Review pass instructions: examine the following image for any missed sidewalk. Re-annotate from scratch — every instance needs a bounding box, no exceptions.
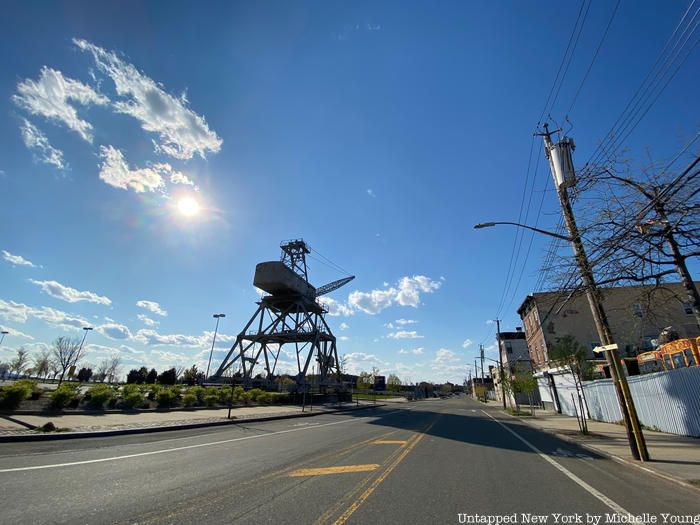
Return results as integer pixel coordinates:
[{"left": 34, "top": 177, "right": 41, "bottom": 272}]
[
  {"left": 0, "top": 402, "right": 377, "bottom": 440},
  {"left": 497, "top": 402, "right": 700, "bottom": 487}
]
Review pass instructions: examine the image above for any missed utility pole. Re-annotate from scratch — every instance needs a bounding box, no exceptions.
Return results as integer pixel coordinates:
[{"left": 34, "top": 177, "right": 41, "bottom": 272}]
[
  {"left": 479, "top": 345, "right": 485, "bottom": 385},
  {"left": 494, "top": 318, "right": 507, "bottom": 410},
  {"left": 540, "top": 123, "right": 649, "bottom": 461}
]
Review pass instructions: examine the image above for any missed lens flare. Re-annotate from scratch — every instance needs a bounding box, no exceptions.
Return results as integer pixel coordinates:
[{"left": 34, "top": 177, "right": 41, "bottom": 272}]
[{"left": 177, "top": 196, "right": 200, "bottom": 217}]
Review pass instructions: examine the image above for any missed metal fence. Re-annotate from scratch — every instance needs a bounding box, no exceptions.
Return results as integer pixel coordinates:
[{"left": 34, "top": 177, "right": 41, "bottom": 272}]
[{"left": 582, "top": 366, "right": 700, "bottom": 438}]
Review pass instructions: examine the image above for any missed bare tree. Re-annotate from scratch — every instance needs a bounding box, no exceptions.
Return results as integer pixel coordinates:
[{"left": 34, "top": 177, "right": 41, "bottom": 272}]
[
  {"left": 105, "top": 356, "right": 122, "bottom": 383},
  {"left": 10, "top": 348, "right": 30, "bottom": 377},
  {"left": 51, "top": 336, "right": 87, "bottom": 386},
  {"left": 537, "top": 153, "right": 700, "bottom": 331},
  {"left": 33, "top": 350, "right": 51, "bottom": 379}
]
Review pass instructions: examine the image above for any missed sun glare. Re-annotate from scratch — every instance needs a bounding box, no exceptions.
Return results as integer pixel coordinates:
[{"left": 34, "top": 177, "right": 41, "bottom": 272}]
[{"left": 177, "top": 196, "right": 201, "bottom": 217}]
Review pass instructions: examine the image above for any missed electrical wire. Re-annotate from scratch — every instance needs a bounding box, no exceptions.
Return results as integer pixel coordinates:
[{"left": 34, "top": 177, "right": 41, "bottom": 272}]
[{"left": 566, "top": 0, "right": 621, "bottom": 116}]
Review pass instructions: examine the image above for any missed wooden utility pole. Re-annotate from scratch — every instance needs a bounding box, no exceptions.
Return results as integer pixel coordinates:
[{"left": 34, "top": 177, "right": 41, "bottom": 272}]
[
  {"left": 494, "top": 319, "right": 507, "bottom": 409},
  {"left": 541, "top": 124, "right": 649, "bottom": 461}
]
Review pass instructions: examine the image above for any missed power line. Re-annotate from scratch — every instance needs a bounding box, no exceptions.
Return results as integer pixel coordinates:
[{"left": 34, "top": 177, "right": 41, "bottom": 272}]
[
  {"left": 566, "top": 0, "right": 622, "bottom": 116},
  {"left": 584, "top": 1, "right": 700, "bottom": 169}
]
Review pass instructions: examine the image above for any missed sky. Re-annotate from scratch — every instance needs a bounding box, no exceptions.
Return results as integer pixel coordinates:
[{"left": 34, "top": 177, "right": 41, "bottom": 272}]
[{"left": 1, "top": 0, "right": 698, "bottom": 384}]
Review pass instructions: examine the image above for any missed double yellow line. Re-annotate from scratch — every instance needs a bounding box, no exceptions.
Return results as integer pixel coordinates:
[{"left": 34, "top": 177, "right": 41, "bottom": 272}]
[{"left": 316, "top": 417, "right": 439, "bottom": 525}]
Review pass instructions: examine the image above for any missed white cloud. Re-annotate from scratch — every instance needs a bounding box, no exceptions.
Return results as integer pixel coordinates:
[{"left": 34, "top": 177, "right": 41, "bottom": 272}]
[
  {"left": 29, "top": 279, "right": 111, "bottom": 305},
  {"left": 2, "top": 250, "right": 40, "bottom": 268},
  {"left": 19, "top": 119, "right": 66, "bottom": 169},
  {"left": 395, "top": 319, "right": 417, "bottom": 325},
  {"left": 367, "top": 188, "right": 376, "bottom": 198},
  {"left": 348, "top": 287, "right": 396, "bottom": 315},
  {"left": 318, "top": 296, "right": 355, "bottom": 317},
  {"left": 347, "top": 275, "right": 442, "bottom": 315},
  {"left": 0, "top": 299, "right": 91, "bottom": 332},
  {"left": 134, "top": 328, "right": 202, "bottom": 347},
  {"left": 98, "top": 145, "right": 167, "bottom": 193},
  {"left": 136, "top": 300, "right": 167, "bottom": 317},
  {"left": 435, "top": 348, "right": 459, "bottom": 363},
  {"left": 96, "top": 322, "right": 133, "bottom": 340},
  {"left": 339, "top": 336, "right": 349, "bottom": 341},
  {"left": 170, "top": 171, "right": 195, "bottom": 186},
  {"left": 398, "top": 347, "right": 424, "bottom": 355},
  {"left": 339, "top": 322, "right": 349, "bottom": 331},
  {"left": 388, "top": 330, "right": 424, "bottom": 339},
  {"left": 74, "top": 38, "right": 222, "bottom": 160},
  {"left": 13, "top": 66, "right": 108, "bottom": 142},
  {"left": 137, "top": 313, "right": 159, "bottom": 327},
  {"left": 462, "top": 338, "right": 473, "bottom": 349},
  {"left": 395, "top": 276, "right": 441, "bottom": 308}
]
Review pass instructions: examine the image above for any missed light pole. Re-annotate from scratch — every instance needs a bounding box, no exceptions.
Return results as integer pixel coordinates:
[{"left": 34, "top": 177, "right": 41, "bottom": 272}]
[
  {"left": 78, "top": 327, "right": 93, "bottom": 353},
  {"left": 0, "top": 330, "right": 8, "bottom": 346},
  {"left": 492, "top": 319, "right": 507, "bottom": 410},
  {"left": 474, "top": 222, "right": 573, "bottom": 242},
  {"left": 206, "top": 313, "right": 226, "bottom": 381}
]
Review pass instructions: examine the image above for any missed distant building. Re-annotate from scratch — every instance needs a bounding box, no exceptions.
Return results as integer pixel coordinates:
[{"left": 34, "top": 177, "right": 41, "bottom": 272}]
[
  {"left": 517, "top": 281, "right": 700, "bottom": 370},
  {"left": 493, "top": 328, "right": 539, "bottom": 407}
]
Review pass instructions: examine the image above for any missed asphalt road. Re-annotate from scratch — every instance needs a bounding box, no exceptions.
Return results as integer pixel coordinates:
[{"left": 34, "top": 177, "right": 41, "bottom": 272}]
[{"left": 1, "top": 397, "right": 698, "bottom": 524}]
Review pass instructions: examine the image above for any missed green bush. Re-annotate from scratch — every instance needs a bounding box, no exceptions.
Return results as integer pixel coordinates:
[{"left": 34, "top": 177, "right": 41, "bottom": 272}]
[
  {"left": 218, "top": 387, "right": 233, "bottom": 404},
  {"left": 188, "top": 386, "right": 205, "bottom": 405},
  {"left": 122, "top": 384, "right": 140, "bottom": 397},
  {"left": 50, "top": 383, "right": 80, "bottom": 409},
  {"left": 182, "top": 392, "right": 198, "bottom": 407},
  {"left": 248, "top": 388, "right": 264, "bottom": 402},
  {"left": 123, "top": 390, "right": 144, "bottom": 409},
  {"left": 147, "top": 384, "right": 161, "bottom": 401},
  {"left": 203, "top": 387, "right": 220, "bottom": 407},
  {"left": 256, "top": 392, "right": 272, "bottom": 405},
  {"left": 156, "top": 387, "right": 179, "bottom": 407},
  {"left": 232, "top": 386, "right": 245, "bottom": 403},
  {"left": 0, "top": 380, "right": 35, "bottom": 410},
  {"left": 85, "top": 384, "right": 115, "bottom": 408}
]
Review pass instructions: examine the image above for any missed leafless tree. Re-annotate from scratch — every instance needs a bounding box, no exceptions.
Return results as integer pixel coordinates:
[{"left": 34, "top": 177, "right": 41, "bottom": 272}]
[
  {"left": 10, "top": 348, "right": 30, "bottom": 377},
  {"left": 51, "top": 336, "right": 87, "bottom": 386},
  {"left": 105, "top": 356, "right": 122, "bottom": 383},
  {"left": 33, "top": 350, "right": 51, "bottom": 379},
  {"left": 538, "top": 153, "right": 700, "bottom": 330}
]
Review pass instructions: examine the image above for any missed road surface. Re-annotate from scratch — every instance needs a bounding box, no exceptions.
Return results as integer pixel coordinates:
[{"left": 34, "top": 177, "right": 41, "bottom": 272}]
[{"left": 1, "top": 397, "right": 698, "bottom": 524}]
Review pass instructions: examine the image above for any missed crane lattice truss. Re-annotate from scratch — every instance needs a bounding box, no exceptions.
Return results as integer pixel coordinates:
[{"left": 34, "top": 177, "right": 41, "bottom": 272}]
[{"left": 211, "top": 240, "right": 353, "bottom": 387}]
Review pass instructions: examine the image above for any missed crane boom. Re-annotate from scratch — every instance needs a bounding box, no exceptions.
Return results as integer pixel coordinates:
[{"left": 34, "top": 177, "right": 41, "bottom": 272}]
[{"left": 315, "top": 276, "right": 355, "bottom": 297}]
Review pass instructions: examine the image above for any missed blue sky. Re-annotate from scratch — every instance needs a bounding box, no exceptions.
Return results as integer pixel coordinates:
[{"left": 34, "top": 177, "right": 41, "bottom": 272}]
[{"left": 1, "top": 0, "right": 698, "bottom": 383}]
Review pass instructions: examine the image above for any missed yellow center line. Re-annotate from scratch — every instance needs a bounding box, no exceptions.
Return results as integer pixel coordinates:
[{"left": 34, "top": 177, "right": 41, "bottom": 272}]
[
  {"left": 372, "top": 440, "right": 408, "bottom": 445},
  {"left": 331, "top": 418, "right": 439, "bottom": 525},
  {"left": 288, "top": 464, "right": 380, "bottom": 477}
]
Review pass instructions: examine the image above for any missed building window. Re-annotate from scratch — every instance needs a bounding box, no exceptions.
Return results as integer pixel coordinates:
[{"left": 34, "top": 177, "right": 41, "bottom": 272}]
[
  {"left": 505, "top": 342, "right": 513, "bottom": 354},
  {"left": 683, "top": 303, "right": 693, "bottom": 315},
  {"left": 547, "top": 322, "right": 555, "bottom": 334},
  {"left": 632, "top": 303, "right": 643, "bottom": 317}
]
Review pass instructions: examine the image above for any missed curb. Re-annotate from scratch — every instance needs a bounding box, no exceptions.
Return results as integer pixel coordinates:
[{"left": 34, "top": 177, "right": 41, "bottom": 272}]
[
  {"left": 502, "top": 410, "right": 700, "bottom": 494},
  {"left": 0, "top": 404, "right": 384, "bottom": 443}
]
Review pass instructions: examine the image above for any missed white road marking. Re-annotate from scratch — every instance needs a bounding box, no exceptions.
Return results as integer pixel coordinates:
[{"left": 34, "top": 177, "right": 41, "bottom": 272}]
[
  {"left": 0, "top": 416, "right": 371, "bottom": 473},
  {"left": 482, "top": 410, "right": 632, "bottom": 516}
]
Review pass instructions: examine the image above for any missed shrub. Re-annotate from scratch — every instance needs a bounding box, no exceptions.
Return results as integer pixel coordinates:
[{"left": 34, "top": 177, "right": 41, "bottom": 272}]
[
  {"left": 0, "top": 380, "right": 35, "bottom": 410},
  {"left": 232, "top": 386, "right": 245, "bottom": 403},
  {"left": 188, "top": 386, "right": 205, "bottom": 405},
  {"left": 218, "top": 387, "right": 233, "bottom": 404},
  {"left": 256, "top": 392, "right": 272, "bottom": 405},
  {"left": 85, "top": 384, "right": 115, "bottom": 408},
  {"left": 147, "top": 384, "right": 161, "bottom": 400},
  {"left": 156, "top": 387, "right": 179, "bottom": 407},
  {"left": 203, "top": 387, "right": 220, "bottom": 407},
  {"left": 122, "top": 384, "right": 140, "bottom": 397},
  {"left": 248, "top": 388, "right": 264, "bottom": 402},
  {"left": 182, "top": 392, "right": 198, "bottom": 407},
  {"left": 50, "top": 383, "right": 80, "bottom": 409},
  {"left": 123, "top": 390, "right": 144, "bottom": 409}
]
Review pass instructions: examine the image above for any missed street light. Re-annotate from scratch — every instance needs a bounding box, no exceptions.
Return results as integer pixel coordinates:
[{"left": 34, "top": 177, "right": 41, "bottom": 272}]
[
  {"left": 205, "top": 313, "right": 226, "bottom": 380},
  {"left": 474, "top": 222, "right": 573, "bottom": 242},
  {"left": 0, "top": 330, "right": 8, "bottom": 346},
  {"left": 78, "top": 327, "right": 93, "bottom": 353}
]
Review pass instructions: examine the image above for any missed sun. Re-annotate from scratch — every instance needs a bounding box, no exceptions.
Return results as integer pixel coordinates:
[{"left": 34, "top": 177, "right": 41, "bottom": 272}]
[{"left": 177, "top": 196, "right": 201, "bottom": 217}]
